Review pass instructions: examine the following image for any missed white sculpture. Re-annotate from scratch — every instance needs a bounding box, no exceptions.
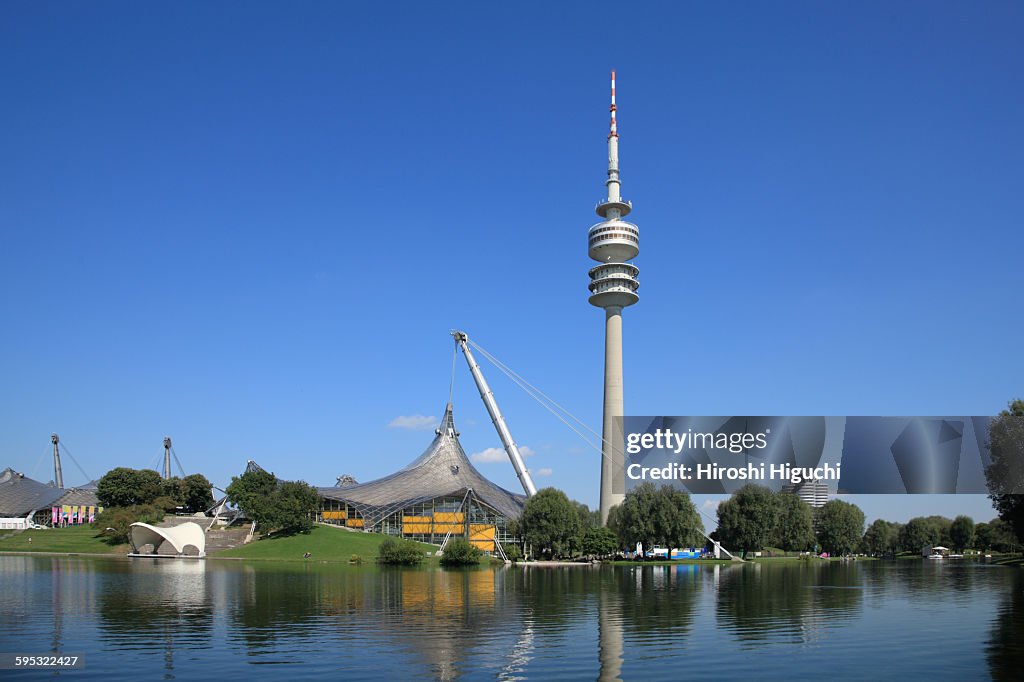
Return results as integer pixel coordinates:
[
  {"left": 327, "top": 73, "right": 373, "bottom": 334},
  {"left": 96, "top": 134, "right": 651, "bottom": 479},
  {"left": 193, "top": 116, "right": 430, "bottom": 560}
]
[{"left": 129, "top": 521, "right": 206, "bottom": 558}]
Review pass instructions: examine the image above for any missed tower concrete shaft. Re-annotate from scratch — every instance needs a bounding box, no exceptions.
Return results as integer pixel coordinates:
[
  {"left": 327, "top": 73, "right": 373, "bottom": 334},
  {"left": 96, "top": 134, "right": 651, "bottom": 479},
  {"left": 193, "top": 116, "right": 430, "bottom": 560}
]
[
  {"left": 599, "top": 307, "right": 625, "bottom": 523},
  {"left": 588, "top": 71, "right": 639, "bottom": 525}
]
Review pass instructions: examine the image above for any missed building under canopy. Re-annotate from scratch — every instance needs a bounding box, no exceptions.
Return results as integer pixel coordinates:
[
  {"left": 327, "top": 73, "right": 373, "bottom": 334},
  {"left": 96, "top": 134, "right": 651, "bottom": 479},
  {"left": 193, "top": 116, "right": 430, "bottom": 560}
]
[
  {"left": 0, "top": 467, "right": 101, "bottom": 529},
  {"left": 317, "top": 404, "right": 525, "bottom": 552}
]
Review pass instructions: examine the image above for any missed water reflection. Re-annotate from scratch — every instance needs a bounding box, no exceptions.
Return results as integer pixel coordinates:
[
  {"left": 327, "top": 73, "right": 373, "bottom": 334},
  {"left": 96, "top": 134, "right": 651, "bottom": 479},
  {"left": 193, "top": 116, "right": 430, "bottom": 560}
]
[
  {"left": 716, "top": 562, "right": 863, "bottom": 645},
  {"left": 0, "top": 556, "right": 1019, "bottom": 681},
  {"left": 987, "top": 568, "right": 1024, "bottom": 681}
]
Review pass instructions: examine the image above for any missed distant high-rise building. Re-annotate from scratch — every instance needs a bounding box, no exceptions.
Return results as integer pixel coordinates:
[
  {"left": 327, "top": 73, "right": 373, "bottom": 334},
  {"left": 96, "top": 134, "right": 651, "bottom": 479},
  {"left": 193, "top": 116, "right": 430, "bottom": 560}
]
[{"left": 781, "top": 478, "right": 829, "bottom": 508}]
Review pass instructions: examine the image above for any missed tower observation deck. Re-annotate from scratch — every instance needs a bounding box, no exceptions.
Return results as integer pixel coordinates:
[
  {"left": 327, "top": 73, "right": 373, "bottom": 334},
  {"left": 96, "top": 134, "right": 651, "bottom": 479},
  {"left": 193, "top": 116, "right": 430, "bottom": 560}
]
[{"left": 590, "top": 71, "right": 639, "bottom": 524}]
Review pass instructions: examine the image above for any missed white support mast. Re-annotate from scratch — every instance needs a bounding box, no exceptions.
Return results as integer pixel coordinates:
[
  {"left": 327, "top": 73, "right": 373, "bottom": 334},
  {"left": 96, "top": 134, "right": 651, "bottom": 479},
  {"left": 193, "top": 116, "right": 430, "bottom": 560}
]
[{"left": 452, "top": 331, "right": 538, "bottom": 497}]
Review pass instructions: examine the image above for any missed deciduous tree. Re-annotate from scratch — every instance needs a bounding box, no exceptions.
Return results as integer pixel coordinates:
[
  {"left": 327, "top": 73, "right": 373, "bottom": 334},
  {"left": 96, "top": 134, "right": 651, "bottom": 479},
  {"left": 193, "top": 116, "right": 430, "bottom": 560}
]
[
  {"left": 715, "top": 484, "right": 776, "bottom": 557},
  {"left": 986, "top": 399, "right": 1024, "bottom": 543},
  {"left": 815, "top": 499, "right": 864, "bottom": 556},
  {"left": 519, "top": 487, "right": 584, "bottom": 559}
]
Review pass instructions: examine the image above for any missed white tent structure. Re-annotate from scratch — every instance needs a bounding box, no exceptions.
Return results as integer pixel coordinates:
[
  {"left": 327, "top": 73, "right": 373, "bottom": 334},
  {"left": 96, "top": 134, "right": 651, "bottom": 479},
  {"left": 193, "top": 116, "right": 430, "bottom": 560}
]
[{"left": 129, "top": 521, "right": 206, "bottom": 558}]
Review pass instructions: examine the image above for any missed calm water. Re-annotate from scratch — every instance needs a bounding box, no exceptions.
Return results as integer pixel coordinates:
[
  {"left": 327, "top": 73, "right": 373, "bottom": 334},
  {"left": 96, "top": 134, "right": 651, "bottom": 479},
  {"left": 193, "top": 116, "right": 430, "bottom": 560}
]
[{"left": 0, "top": 556, "right": 1021, "bottom": 680}]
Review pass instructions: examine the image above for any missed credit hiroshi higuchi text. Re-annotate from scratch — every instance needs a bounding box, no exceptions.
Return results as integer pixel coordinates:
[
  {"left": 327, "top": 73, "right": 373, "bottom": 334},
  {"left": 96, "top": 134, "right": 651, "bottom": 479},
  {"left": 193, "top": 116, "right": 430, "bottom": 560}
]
[{"left": 626, "top": 462, "right": 842, "bottom": 485}]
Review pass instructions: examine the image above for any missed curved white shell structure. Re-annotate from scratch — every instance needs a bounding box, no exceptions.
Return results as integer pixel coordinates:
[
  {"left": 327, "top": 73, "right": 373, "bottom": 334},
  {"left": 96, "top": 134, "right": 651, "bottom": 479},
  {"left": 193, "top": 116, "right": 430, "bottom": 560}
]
[{"left": 129, "top": 521, "right": 206, "bottom": 557}]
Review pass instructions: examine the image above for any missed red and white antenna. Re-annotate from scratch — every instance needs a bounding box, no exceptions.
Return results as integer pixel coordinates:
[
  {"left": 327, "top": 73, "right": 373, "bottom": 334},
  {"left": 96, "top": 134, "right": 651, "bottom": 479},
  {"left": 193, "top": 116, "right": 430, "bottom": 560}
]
[{"left": 609, "top": 70, "right": 618, "bottom": 137}]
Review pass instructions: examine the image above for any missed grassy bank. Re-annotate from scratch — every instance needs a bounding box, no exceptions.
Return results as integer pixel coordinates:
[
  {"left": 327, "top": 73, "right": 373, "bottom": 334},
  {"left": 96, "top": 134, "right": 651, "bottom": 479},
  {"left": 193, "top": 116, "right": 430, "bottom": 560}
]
[
  {"left": 214, "top": 525, "right": 437, "bottom": 563},
  {"left": 0, "top": 526, "right": 127, "bottom": 554}
]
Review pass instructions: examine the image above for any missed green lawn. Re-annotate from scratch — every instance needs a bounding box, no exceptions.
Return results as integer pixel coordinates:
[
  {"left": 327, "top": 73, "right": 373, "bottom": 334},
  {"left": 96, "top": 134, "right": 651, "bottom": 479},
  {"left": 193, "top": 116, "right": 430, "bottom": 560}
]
[
  {"left": 214, "top": 525, "right": 438, "bottom": 563},
  {"left": 0, "top": 525, "right": 127, "bottom": 554}
]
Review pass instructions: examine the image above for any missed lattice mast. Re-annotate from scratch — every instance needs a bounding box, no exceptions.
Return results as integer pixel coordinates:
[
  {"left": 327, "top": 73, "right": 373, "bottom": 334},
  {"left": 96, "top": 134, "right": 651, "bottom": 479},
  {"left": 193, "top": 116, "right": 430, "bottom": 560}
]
[{"left": 588, "top": 71, "right": 640, "bottom": 524}]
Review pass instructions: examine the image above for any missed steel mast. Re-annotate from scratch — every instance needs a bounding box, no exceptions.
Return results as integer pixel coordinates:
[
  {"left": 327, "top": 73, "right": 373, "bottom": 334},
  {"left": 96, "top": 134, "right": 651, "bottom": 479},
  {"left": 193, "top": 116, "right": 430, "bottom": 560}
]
[
  {"left": 452, "top": 331, "right": 537, "bottom": 497},
  {"left": 51, "top": 433, "right": 64, "bottom": 488}
]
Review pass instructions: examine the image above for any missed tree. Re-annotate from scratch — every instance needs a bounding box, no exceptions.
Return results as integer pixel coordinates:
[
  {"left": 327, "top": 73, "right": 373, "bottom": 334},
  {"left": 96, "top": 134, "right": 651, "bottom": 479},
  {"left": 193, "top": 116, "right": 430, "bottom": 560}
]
[
  {"left": 986, "top": 399, "right": 1024, "bottom": 544},
  {"left": 181, "top": 474, "right": 214, "bottom": 513},
  {"left": 716, "top": 484, "right": 776, "bottom": 557},
  {"left": 226, "top": 469, "right": 318, "bottom": 535},
  {"left": 774, "top": 493, "right": 816, "bottom": 552},
  {"left": 609, "top": 483, "right": 703, "bottom": 553},
  {"left": 862, "top": 519, "right": 895, "bottom": 557},
  {"left": 226, "top": 468, "right": 277, "bottom": 523},
  {"left": 267, "top": 480, "right": 320, "bottom": 534},
  {"left": 898, "top": 517, "right": 940, "bottom": 554},
  {"left": 97, "top": 467, "right": 163, "bottom": 508},
  {"left": 582, "top": 526, "right": 620, "bottom": 558},
  {"left": 815, "top": 499, "right": 864, "bottom": 556},
  {"left": 949, "top": 515, "right": 975, "bottom": 552},
  {"left": 519, "top": 487, "right": 584, "bottom": 559}
]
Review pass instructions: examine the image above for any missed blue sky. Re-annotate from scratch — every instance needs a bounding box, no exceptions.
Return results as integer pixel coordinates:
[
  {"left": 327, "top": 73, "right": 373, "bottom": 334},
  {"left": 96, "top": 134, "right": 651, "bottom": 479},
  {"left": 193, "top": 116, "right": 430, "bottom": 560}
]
[{"left": 2, "top": 2, "right": 1021, "bottom": 526}]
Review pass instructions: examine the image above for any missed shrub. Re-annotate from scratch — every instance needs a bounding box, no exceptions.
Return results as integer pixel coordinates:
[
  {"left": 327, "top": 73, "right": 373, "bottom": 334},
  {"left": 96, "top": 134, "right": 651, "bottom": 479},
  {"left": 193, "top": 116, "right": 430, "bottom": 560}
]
[
  {"left": 378, "top": 538, "right": 425, "bottom": 565},
  {"left": 349, "top": 554, "right": 363, "bottom": 564},
  {"left": 441, "top": 539, "right": 483, "bottom": 566},
  {"left": 92, "top": 504, "right": 165, "bottom": 545},
  {"left": 502, "top": 543, "right": 523, "bottom": 562}
]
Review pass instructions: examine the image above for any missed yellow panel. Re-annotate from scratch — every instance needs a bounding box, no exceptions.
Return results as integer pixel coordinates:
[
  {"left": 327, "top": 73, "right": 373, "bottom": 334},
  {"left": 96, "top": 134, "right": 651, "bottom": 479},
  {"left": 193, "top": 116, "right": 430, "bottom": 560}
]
[
  {"left": 433, "top": 523, "right": 462, "bottom": 534},
  {"left": 435, "top": 512, "right": 464, "bottom": 523},
  {"left": 322, "top": 510, "right": 348, "bottom": 520},
  {"left": 470, "top": 539, "right": 495, "bottom": 551},
  {"left": 403, "top": 523, "right": 431, "bottom": 534},
  {"left": 346, "top": 518, "right": 364, "bottom": 528},
  {"left": 469, "top": 524, "right": 496, "bottom": 540},
  {"left": 402, "top": 516, "right": 432, "bottom": 524}
]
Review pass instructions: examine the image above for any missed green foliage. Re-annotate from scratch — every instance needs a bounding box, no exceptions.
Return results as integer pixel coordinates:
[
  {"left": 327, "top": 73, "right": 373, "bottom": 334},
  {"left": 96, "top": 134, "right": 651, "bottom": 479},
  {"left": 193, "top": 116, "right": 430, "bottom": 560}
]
[
  {"left": 609, "top": 483, "right": 703, "bottom": 553},
  {"left": 97, "top": 467, "right": 163, "bottom": 507},
  {"left": 377, "top": 537, "right": 426, "bottom": 565},
  {"left": 268, "top": 480, "right": 320, "bottom": 534},
  {"left": 226, "top": 469, "right": 318, "bottom": 535},
  {"left": 774, "top": 493, "right": 816, "bottom": 552},
  {"left": 898, "top": 517, "right": 941, "bottom": 553},
  {"left": 978, "top": 519, "right": 1020, "bottom": 553},
  {"left": 349, "top": 554, "right": 362, "bottom": 564},
  {"left": 182, "top": 474, "right": 215, "bottom": 513},
  {"left": 160, "top": 478, "right": 186, "bottom": 508},
  {"left": 151, "top": 495, "right": 180, "bottom": 513},
  {"left": 520, "top": 487, "right": 585, "bottom": 559},
  {"left": 440, "top": 539, "right": 483, "bottom": 566},
  {"left": 862, "top": 519, "right": 897, "bottom": 557},
  {"left": 92, "top": 504, "right": 165, "bottom": 545},
  {"left": 949, "top": 515, "right": 975, "bottom": 552},
  {"left": 986, "top": 399, "right": 1024, "bottom": 544},
  {"left": 715, "top": 484, "right": 776, "bottom": 555},
  {"left": 501, "top": 543, "right": 523, "bottom": 562},
  {"left": 574, "top": 501, "right": 600, "bottom": 529},
  {"left": 582, "top": 526, "right": 620, "bottom": 558},
  {"left": 815, "top": 499, "right": 865, "bottom": 556}
]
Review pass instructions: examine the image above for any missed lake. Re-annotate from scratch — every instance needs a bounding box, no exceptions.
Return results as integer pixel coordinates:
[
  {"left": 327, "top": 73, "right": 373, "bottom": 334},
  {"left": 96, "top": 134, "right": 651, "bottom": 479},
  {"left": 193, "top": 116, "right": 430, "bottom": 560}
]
[{"left": 0, "top": 556, "right": 1021, "bottom": 680}]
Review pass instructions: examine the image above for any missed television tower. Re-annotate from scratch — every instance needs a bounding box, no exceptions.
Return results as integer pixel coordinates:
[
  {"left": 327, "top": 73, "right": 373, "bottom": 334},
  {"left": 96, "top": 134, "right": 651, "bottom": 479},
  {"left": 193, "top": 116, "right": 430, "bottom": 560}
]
[{"left": 588, "top": 71, "right": 639, "bottom": 524}]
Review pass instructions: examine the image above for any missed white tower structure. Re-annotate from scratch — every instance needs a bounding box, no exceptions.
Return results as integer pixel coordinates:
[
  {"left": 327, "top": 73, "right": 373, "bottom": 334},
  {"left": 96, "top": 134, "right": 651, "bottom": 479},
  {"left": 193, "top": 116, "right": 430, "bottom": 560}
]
[{"left": 588, "top": 71, "right": 640, "bottom": 525}]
